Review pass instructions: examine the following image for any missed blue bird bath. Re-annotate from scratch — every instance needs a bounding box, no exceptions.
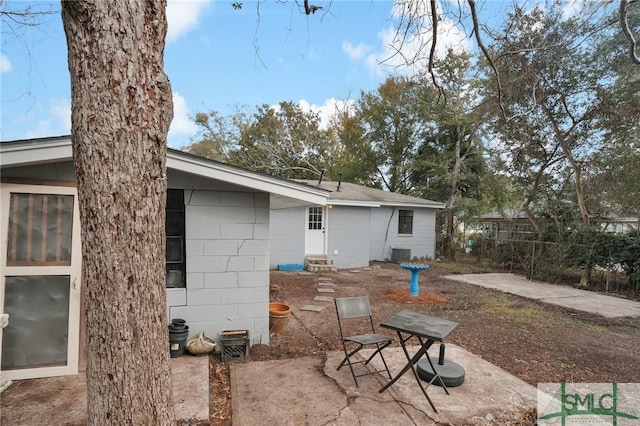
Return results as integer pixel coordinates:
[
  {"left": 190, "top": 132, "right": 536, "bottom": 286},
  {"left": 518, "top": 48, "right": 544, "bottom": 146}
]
[{"left": 400, "top": 263, "right": 430, "bottom": 296}]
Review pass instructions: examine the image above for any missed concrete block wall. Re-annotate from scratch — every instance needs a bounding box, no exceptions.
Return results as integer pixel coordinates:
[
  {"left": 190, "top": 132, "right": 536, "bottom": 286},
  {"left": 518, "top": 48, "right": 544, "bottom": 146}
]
[{"left": 167, "top": 189, "right": 270, "bottom": 347}]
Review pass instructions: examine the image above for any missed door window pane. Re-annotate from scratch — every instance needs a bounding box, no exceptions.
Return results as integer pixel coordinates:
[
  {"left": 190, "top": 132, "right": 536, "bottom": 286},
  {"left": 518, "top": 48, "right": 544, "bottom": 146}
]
[
  {"left": 308, "top": 207, "right": 323, "bottom": 230},
  {"left": 6, "top": 193, "right": 74, "bottom": 266},
  {"left": 1, "top": 275, "right": 70, "bottom": 370}
]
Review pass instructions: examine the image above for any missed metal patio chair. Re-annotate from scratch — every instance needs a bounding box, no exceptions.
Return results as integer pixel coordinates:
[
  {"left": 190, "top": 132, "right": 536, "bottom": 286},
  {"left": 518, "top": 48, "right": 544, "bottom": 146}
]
[{"left": 334, "top": 296, "right": 393, "bottom": 387}]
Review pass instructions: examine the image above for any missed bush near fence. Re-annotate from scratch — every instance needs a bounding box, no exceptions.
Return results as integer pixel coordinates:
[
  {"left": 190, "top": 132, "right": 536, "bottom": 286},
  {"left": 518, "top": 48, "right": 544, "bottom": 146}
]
[{"left": 470, "top": 233, "right": 640, "bottom": 300}]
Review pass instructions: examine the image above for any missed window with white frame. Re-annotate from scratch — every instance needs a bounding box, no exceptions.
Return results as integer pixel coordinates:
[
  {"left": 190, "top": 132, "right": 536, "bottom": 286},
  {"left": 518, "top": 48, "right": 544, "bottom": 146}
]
[{"left": 398, "top": 210, "right": 413, "bottom": 235}]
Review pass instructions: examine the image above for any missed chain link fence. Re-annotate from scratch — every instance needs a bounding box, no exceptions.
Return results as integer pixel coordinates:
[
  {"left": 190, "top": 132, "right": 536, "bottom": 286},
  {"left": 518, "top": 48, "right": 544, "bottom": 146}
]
[{"left": 468, "top": 237, "right": 639, "bottom": 299}]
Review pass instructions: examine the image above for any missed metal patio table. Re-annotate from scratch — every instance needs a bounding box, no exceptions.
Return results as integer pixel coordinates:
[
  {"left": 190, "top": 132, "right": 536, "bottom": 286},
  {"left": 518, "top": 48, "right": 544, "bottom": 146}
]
[{"left": 378, "top": 310, "right": 459, "bottom": 413}]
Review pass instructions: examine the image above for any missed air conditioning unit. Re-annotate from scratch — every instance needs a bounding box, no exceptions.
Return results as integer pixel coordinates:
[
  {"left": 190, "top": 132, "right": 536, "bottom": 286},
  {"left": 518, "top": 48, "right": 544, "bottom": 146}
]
[{"left": 391, "top": 248, "right": 411, "bottom": 264}]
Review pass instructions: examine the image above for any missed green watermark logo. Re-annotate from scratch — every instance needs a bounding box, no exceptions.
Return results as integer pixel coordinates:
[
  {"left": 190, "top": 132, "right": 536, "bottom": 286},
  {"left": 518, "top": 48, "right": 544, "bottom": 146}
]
[{"left": 538, "top": 383, "right": 640, "bottom": 425}]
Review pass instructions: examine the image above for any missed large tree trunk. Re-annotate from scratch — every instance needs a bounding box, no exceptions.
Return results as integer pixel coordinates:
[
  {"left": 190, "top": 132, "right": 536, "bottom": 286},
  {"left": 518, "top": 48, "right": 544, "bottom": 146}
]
[
  {"left": 445, "top": 127, "right": 464, "bottom": 259},
  {"left": 61, "top": 1, "right": 175, "bottom": 424}
]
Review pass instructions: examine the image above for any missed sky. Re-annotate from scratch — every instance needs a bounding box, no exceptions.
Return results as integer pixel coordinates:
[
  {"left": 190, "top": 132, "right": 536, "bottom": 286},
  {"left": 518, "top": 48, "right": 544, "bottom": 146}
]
[{"left": 1, "top": 0, "right": 530, "bottom": 148}]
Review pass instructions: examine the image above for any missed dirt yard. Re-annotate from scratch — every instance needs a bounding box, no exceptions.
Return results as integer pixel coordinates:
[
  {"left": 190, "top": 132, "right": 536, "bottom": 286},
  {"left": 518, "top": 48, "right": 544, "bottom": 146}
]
[{"left": 208, "top": 260, "right": 640, "bottom": 425}]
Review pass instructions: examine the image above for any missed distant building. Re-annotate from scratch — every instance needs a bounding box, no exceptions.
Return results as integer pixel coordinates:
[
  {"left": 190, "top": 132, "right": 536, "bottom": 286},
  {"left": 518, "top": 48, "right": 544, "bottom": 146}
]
[{"left": 472, "top": 208, "right": 637, "bottom": 241}]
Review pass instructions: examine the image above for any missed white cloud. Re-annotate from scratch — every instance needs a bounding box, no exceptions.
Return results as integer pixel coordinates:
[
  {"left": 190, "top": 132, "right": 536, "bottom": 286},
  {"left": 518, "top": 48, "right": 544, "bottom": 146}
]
[
  {"left": 168, "top": 92, "right": 198, "bottom": 146},
  {"left": 0, "top": 54, "right": 12, "bottom": 73},
  {"left": 297, "top": 98, "right": 355, "bottom": 130},
  {"left": 346, "top": 1, "right": 471, "bottom": 80},
  {"left": 341, "top": 41, "right": 371, "bottom": 61},
  {"left": 24, "top": 120, "right": 54, "bottom": 140},
  {"left": 166, "top": 0, "right": 211, "bottom": 43}
]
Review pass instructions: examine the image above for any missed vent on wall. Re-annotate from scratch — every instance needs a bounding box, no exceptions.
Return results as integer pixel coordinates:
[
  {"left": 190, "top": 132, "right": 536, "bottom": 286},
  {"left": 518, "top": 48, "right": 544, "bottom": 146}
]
[{"left": 391, "top": 248, "right": 411, "bottom": 264}]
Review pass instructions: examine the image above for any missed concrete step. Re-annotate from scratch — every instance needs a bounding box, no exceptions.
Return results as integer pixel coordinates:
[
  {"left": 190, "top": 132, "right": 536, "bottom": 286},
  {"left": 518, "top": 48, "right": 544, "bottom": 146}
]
[
  {"left": 305, "top": 256, "right": 334, "bottom": 265},
  {"left": 307, "top": 263, "right": 337, "bottom": 273},
  {"left": 305, "top": 255, "right": 337, "bottom": 272}
]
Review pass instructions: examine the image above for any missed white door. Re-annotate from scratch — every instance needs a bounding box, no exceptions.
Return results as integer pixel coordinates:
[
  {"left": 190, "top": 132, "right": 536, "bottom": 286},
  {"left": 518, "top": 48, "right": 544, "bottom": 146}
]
[
  {"left": 305, "top": 206, "right": 325, "bottom": 255},
  {"left": 0, "top": 184, "right": 82, "bottom": 380}
]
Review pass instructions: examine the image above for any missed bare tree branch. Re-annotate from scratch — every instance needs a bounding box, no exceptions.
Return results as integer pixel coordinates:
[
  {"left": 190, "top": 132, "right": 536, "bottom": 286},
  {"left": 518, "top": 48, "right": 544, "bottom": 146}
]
[
  {"left": 620, "top": 0, "right": 640, "bottom": 64},
  {"left": 252, "top": 1, "right": 268, "bottom": 69},
  {"left": 427, "top": 0, "right": 445, "bottom": 101},
  {"left": 468, "top": 0, "right": 508, "bottom": 118},
  {"left": 303, "top": 0, "right": 322, "bottom": 15}
]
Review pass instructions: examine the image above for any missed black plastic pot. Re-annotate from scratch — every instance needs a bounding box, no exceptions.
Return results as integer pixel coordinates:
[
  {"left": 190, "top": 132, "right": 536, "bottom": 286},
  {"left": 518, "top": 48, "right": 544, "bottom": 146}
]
[
  {"left": 169, "top": 321, "right": 189, "bottom": 358},
  {"left": 171, "top": 318, "right": 186, "bottom": 329}
]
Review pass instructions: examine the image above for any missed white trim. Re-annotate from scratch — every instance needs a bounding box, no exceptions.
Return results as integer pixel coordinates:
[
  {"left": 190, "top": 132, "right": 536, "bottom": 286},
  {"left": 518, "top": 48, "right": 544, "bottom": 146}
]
[
  {"left": 328, "top": 200, "right": 382, "bottom": 208},
  {"left": 0, "top": 137, "right": 72, "bottom": 168},
  {"left": 328, "top": 200, "right": 445, "bottom": 209}
]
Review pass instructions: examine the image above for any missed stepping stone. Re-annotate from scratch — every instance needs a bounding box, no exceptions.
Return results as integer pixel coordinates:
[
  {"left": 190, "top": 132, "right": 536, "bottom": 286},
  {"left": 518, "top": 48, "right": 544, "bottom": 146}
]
[
  {"left": 317, "top": 288, "right": 335, "bottom": 293},
  {"left": 349, "top": 270, "right": 361, "bottom": 273},
  {"left": 362, "top": 267, "right": 372, "bottom": 271},
  {"left": 298, "top": 271, "right": 313, "bottom": 276},
  {"left": 300, "top": 305, "right": 325, "bottom": 312},
  {"left": 314, "top": 296, "right": 334, "bottom": 302},
  {"left": 318, "top": 277, "right": 333, "bottom": 282},
  {"left": 318, "top": 282, "right": 334, "bottom": 287}
]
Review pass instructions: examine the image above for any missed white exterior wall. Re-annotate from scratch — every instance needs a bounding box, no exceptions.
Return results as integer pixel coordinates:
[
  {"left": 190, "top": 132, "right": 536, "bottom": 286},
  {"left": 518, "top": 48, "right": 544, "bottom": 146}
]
[
  {"left": 370, "top": 207, "right": 437, "bottom": 262},
  {"left": 326, "top": 206, "right": 370, "bottom": 269},
  {"left": 268, "top": 208, "right": 306, "bottom": 269},
  {"left": 167, "top": 189, "right": 271, "bottom": 346}
]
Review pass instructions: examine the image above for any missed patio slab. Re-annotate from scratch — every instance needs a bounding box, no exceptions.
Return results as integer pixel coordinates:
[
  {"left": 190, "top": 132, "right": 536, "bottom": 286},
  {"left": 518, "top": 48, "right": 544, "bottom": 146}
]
[
  {"left": 443, "top": 273, "right": 640, "bottom": 318},
  {"left": 0, "top": 354, "right": 209, "bottom": 425},
  {"left": 231, "top": 344, "right": 536, "bottom": 425}
]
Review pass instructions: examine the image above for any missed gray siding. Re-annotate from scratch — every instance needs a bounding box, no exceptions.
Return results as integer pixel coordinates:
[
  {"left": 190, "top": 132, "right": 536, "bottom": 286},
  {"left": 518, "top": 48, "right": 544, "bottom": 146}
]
[
  {"left": 370, "top": 207, "right": 437, "bottom": 262},
  {"left": 268, "top": 208, "right": 306, "bottom": 269},
  {"left": 271, "top": 205, "right": 439, "bottom": 270},
  {"left": 326, "top": 206, "right": 370, "bottom": 269},
  {"left": 168, "top": 187, "right": 271, "bottom": 346}
]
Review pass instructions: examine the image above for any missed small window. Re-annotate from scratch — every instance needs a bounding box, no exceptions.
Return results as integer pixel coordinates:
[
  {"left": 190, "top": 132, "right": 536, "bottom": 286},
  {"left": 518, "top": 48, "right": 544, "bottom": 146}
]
[
  {"left": 166, "top": 189, "right": 185, "bottom": 288},
  {"left": 398, "top": 210, "right": 413, "bottom": 235},
  {"left": 308, "top": 207, "right": 323, "bottom": 230}
]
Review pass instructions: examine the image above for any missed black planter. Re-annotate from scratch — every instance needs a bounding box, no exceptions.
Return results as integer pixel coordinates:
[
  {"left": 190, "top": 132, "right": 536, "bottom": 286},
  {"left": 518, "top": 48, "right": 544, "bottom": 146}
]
[
  {"left": 171, "top": 318, "right": 186, "bottom": 329},
  {"left": 169, "top": 321, "right": 189, "bottom": 358}
]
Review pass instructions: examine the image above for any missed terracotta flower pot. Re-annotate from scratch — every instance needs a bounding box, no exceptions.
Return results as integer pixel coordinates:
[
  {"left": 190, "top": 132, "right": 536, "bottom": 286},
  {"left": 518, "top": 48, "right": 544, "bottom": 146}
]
[
  {"left": 269, "top": 302, "right": 291, "bottom": 316},
  {"left": 269, "top": 302, "right": 291, "bottom": 334}
]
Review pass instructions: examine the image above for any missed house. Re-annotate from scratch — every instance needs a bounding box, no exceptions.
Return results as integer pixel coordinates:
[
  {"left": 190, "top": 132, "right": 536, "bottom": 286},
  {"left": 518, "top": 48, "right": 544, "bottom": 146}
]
[
  {"left": 270, "top": 180, "right": 445, "bottom": 270},
  {"left": 471, "top": 208, "right": 639, "bottom": 241},
  {"left": 476, "top": 209, "right": 535, "bottom": 241},
  {"left": 0, "top": 136, "right": 329, "bottom": 381},
  {"left": 593, "top": 211, "right": 639, "bottom": 235}
]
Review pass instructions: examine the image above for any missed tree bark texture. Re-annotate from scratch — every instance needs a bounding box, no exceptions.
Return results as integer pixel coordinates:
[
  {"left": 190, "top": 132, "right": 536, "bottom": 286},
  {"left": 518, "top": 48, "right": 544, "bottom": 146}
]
[{"left": 61, "top": 1, "right": 174, "bottom": 424}]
